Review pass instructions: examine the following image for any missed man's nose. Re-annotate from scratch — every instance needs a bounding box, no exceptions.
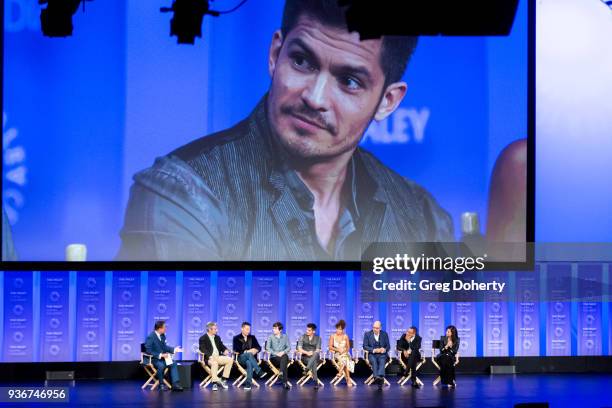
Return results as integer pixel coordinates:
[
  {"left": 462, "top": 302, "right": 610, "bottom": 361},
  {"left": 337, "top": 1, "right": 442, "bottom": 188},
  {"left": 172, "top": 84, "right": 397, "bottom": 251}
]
[{"left": 301, "top": 73, "right": 332, "bottom": 112}]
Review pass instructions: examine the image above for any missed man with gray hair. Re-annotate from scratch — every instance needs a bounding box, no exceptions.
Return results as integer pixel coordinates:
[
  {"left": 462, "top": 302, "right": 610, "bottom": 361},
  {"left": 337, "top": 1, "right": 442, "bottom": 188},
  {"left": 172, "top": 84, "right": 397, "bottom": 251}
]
[{"left": 198, "top": 322, "right": 233, "bottom": 391}]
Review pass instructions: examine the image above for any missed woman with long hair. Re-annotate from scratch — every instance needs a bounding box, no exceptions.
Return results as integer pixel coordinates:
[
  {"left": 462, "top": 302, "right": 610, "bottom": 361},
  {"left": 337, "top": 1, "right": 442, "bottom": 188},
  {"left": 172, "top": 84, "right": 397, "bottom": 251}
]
[
  {"left": 436, "top": 325, "right": 460, "bottom": 387},
  {"left": 328, "top": 319, "right": 354, "bottom": 386}
]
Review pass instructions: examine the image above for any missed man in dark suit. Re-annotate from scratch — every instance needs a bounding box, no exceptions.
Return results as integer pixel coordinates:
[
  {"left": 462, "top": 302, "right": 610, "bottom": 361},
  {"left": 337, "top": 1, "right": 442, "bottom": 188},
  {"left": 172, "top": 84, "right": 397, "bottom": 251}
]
[
  {"left": 397, "top": 326, "right": 422, "bottom": 387},
  {"left": 232, "top": 322, "right": 266, "bottom": 390},
  {"left": 199, "top": 322, "right": 233, "bottom": 391},
  {"left": 144, "top": 320, "right": 184, "bottom": 391},
  {"left": 363, "top": 320, "right": 390, "bottom": 389}
]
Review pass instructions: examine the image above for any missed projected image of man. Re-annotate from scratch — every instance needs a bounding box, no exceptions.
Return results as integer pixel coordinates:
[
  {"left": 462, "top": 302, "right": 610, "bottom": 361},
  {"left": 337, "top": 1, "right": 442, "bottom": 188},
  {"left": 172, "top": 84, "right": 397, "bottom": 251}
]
[{"left": 117, "top": 0, "right": 454, "bottom": 261}]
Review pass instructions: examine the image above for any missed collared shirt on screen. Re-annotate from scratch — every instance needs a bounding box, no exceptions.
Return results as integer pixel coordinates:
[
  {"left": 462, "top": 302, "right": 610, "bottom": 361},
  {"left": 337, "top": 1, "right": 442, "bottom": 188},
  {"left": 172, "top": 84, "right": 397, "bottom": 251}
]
[{"left": 116, "top": 95, "right": 454, "bottom": 261}]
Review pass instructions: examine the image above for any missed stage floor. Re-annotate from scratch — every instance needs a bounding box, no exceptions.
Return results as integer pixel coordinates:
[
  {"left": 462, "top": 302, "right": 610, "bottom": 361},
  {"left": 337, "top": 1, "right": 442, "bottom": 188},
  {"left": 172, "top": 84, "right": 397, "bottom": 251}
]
[{"left": 1, "top": 374, "right": 611, "bottom": 407}]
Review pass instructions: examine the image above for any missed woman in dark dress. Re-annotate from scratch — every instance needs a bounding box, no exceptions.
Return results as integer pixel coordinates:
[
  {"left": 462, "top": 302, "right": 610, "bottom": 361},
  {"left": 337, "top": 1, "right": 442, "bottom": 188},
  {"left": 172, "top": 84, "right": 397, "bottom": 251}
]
[{"left": 435, "top": 325, "right": 460, "bottom": 386}]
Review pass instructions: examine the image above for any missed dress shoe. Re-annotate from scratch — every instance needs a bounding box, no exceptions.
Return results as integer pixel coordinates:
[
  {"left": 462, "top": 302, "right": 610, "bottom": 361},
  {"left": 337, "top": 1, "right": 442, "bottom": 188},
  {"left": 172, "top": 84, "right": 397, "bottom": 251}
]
[
  {"left": 171, "top": 384, "right": 184, "bottom": 392},
  {"left": 159, "top": 384, "right": 170, "bottom": 392}
]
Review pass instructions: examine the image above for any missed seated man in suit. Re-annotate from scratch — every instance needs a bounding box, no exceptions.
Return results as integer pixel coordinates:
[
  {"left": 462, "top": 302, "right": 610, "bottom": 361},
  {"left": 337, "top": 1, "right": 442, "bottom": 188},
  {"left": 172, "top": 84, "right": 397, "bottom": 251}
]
[
  {"left": 199, "top": 321, "right": 233, "bottom": 391},
  {"left": 232, "top": 321, "right": 266, "bottom": 390},
  {"left": 297, "top": 323, "right": 322, "bottom": 389},
  {"left": 397, "top": 326, "right": 422, "bottom": 387},
  {"left": 363, "top": 320, "right": 390, "bottom": 389},
  {"left": 144, "top": 320, "right": 184, "bottom": 391}
]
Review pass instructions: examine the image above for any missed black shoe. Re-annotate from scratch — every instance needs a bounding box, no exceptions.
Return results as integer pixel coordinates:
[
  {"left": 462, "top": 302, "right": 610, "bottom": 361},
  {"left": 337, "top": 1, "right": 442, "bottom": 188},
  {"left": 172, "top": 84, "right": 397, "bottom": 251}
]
[
  {"left": 411, "top": 381, "right": 420, "bottom": 388},
  {"left": 314, "top": 384, "right": 319, "bottom": 390},
  {"left": 159, "top": 384, "right": 170, "bottom": 392},
  {"left": 244, "top": 383, "right": 252, "bottom": 391},
  {"left": 284, "top": 383, "right": 291, "bottom": 390},
  {"left": 171, "top": 384, "right": 184, "bottom": 392}
]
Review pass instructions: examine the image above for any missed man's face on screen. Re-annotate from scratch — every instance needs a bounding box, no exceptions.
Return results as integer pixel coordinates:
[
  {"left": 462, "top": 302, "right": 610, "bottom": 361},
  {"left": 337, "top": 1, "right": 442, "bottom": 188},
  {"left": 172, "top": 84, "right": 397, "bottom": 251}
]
[{"left": 267, "top": 16, "right": 399, "bottom": 160}]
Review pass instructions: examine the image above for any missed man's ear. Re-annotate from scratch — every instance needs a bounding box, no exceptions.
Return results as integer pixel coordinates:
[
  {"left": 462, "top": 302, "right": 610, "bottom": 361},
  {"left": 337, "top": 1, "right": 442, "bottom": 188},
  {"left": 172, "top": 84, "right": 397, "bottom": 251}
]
[
  {"left": 268, "top": 30, "right": 284, "bottom": 78},
  {"left": 374, "top": 81, "right": 408, "bottom": 121}
]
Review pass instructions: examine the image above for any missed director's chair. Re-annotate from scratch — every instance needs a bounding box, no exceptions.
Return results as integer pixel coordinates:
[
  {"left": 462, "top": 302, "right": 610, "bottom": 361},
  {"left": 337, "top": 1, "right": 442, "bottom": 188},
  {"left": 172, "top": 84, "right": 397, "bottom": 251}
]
[
  {"left": 395, "top": 344, "right": 426, "bottom": 386},
  {"left": 197, "top": 350, "right": 225, "bottom": 388},
  {"left": 232, "top": 351, "right": 261, "bottom": 388},
  {"left": 140, "top": 343, "right": 171, "bottom": 390},
  {"left": 262, "top": 341, "right": 294, "bottom": 387},
  {"left": 362, "top": 350, "right": 391, "bottom": 386},
  {"left": 294, "top": 341, "right": 325, "bottom": 387},
  {"left": 329, "top": 339, "right": 357, "bottom": 386},
  {"left": 431, "top": 342, "right": 460, "bottom": 387}
]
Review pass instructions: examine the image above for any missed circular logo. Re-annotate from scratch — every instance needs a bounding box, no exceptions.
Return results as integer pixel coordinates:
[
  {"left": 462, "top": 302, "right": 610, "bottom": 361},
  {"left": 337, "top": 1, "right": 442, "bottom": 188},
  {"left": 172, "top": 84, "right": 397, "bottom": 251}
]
[
  {"left": 460, "top": 315, "right": 469, "bottom": 325},
  {"left": 491, "top": 303, "right": 501, "bottom": 313},
  {"left": 261, "top": 316, "right": 270, "bottom": 326},
  {"left": 428, "top": 303, "right": 437, "bottom": 313},
  {"left": 394, "top": 316, "right": 404, "bottom": 327},
  {"left": 585, "top": 339, "right": 594, "bottom": 349},
  {"left": 121, "top": 343, "right": 132, "bottom": 355},
  {"left": 192, "top": 290, "right": 202, "bottom": 301},
  {"left": 523, "top": 314, "right": 532, "bottom": 326},
  {"left": 554, "top": 327, "right": 564, "bottom": 337},
  {"left": 49, "top": 345, "right": 60, "bottom": 356},
  {"left": 523, "top": 339, "right": 532, "bottom": 350},
  {"left": 294, "top": 303, "right": 305, "bottom": 314},
  {"left": 328, "top": 290, "right": 338, "bottom": 301},
  {"left": 362, "top": 303, "right": 372, "bottom": 313},
  {"left": 461, "top": 341, "right": 468, "bottom": 350},
  {"left": 157, "top": 303, "right": 167, "bottom": 314},
  {"left": 295, "top": 278, "right": 305, "bottom": 288},
  {"left": 226, "top": 278, "right": 236, "bottom": 288},
  {"left": 491, "top": 327, "right": 501, "bottom": 338},
  {"left": 329, "top": 316, "right": 338, "bottom": 326},
  {"left": 86, "top": 331, "right": 97, "bottom": 342},
  {"left": 192, "top": 316, "right": 202, "bottom": 328},
  {"left": 261, "top": 290, "right": 271, "bottom": 301},
  {"left": 87, "top": 277, "right": 97, "bottom": 289},
  {"left": 13, "top": 331, "right": 23, "bottom": 343},
  {"left": 13, "top": 278, "right": 23, "bottom": 289},
  {"left": 49, "top": 318, "right": 61, "bottom": 329},
  {"left": 554, "top": 302, "right": 564, "bottom": 313},
  {"left": 49, "top": 291, "right": 61, "bottom": 302},
  {"left": 121, "top": 317, "right": 132, "bottom": 328},
  {"left": 12, "top": 304, "right": 23, "bottom": 316},
  {"left": 226, "top": 303, "right": 236, "bottom": 314},
  {"left": 586, "top": 315, "right": 595, "bottom": 325},
  {"left": 226, "top": 330, "right": 236, "bottom": 339},
  {"left": 121, "top": 290, "right": 132, "bottom": 302},
  {"left": 428, "top": 328, "right": 436, "bottom": 338},
  {"left": 87, "top": 304, "right": 97, "bottom": 315},
  {"left": 523, "top": 290, "right": 532, "bottom": 302},
  {"left": 157, "top": 276, "right": 167, "bottom": 287}
]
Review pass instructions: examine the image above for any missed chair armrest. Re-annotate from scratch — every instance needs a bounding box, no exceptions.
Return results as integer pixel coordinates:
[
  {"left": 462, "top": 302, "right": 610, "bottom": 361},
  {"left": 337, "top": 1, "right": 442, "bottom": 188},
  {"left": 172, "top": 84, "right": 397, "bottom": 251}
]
[
  {"left": 140, "top": 352, "right": 153, "bottom": 364},
  {"left": 196, "top": 350, "right": 206, "bottom": 364}
]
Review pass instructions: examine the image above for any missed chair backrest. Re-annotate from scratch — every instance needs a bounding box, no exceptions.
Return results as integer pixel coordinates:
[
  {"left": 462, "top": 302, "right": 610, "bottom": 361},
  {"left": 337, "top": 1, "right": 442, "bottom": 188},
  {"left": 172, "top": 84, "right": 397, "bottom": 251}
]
[
  {"left": 140, "top": 343, "right": 147, "bottom": 353},
  {"left": 432, "top": 339, "right": 441, "bottom": 349}
]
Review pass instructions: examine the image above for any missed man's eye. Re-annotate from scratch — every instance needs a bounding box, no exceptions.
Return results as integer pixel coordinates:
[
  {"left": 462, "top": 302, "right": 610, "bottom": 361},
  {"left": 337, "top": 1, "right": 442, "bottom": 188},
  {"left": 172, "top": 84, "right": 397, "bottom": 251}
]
[
  {"left": 340, "top": 76, "right": 362, "bottom": 90},
  {"left": 292, "top": 55, "right": 313, "bottom": 71}
]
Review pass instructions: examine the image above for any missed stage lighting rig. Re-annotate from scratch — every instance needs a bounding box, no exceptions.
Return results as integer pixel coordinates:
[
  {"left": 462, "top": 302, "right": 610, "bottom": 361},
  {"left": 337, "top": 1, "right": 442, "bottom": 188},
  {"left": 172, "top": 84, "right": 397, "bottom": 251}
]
[
  {"left": 38, "top": 0, "right": 91, "bottom": 37},
  {"left": 161, "top": 0, "right": 250, "bottom": 44}
]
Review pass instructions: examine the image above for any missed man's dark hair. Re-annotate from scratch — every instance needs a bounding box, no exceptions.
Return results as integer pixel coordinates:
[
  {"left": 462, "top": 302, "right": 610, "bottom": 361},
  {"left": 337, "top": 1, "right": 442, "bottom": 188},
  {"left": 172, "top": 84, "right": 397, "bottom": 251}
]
[
  {"left": 280, "top": 0, "right": 418, "bottom": 86},
  {"left": 409, "top": 326, "right": 418, "bottom": 334},
  {"left": 306, "top": 323, "right": 317, "bottom": 331},
  {"left": 273, "top": 321, "right": 284, "bottom": 331},
  {"left": 154, "top": 320, "right": 166, "bottom": 331},
  {"left": 242, "top": 321, "right": 251, "bottom": 328}
]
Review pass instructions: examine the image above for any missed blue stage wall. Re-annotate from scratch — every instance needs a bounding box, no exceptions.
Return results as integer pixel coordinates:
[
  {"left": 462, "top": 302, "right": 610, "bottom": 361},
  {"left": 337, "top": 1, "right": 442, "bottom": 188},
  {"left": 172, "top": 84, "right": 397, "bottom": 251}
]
[{"left": 0, "top": 266, "right": 609, "bottom": 362}]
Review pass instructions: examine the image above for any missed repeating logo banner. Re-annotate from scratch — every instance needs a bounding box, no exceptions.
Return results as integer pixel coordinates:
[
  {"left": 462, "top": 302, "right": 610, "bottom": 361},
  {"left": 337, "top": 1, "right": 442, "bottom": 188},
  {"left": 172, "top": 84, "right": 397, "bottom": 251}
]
[
  {"left": 251, "top": 272, "right": 279, "bottom": 341},
  {"left": 385, "top": 273, "right": 413, "bottom": 347},
  {"left": 320, "top": 272, "right": 347, "bottom": 343},
  {"left": 483, "top": 273, "right": 509, "bottom": 357},
  {"left": 111, "top": 272, "right": 142, "bottom": 361},
  {"left": 182, "top": 271, "right": 211, "bottom": 360},
  {"left": 76, "top": 272, "right": 106, "bottom": 361},
  {"left": 418, "top": 273, "right": 444, "bottom": 350},
  {"left": 546, "top": 264, "right": 572, "bottom": 356},
  {"left": 218, "top": 271, "right": 246, "bottom": 347},
  {"left": 354, "top": 272, "right": 380, "bottom": 350},
  {"left": 147, "top": 271, "right": 178, "bottom": 348},
  {"left": 515, "top": 269, "right": 540, "bottom": 356},
  {"left": 40, "top": 272, "right": 70, "bottom": 362},
  {"left": 451, "top": 272, "right": 477, "bottom": 357},
  {"left": 2, "top": 272, "right": 33, "bottom": 362},
  {"left": 286, "top": 272, "right": 313, "bottom": 346},
  {"left": 577, "top": 264, "right": 603, "bottom": 356}
]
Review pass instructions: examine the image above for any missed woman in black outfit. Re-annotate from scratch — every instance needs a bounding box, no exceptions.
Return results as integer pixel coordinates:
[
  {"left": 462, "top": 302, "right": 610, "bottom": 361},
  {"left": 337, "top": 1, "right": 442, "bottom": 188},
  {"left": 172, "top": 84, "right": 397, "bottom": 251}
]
[{"left": 436, "top": 325, "right": 460, "bottom": 386}]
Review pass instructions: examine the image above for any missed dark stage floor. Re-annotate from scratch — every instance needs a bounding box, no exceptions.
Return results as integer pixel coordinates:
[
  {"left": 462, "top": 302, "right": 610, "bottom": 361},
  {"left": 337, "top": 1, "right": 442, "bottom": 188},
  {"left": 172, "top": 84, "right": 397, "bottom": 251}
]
[{"left": 1, "top": 374, "right": 611, "bottom": 408}]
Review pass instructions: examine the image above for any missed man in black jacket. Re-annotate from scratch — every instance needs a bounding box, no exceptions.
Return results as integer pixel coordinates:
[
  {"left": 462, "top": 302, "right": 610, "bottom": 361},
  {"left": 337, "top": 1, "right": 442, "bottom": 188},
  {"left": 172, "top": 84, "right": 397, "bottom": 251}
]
[
  {"left": 144, "top": 320, "right": 184, "bottom": 391},
  {"left": 232, "top": 322, "right": 266, "bottom": 390},
  {"left": 199, "top": 322, "right": 233, "bottom": 391},
  {"left": 397, "top": 326, "right": 422, "bottom": 387}
]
